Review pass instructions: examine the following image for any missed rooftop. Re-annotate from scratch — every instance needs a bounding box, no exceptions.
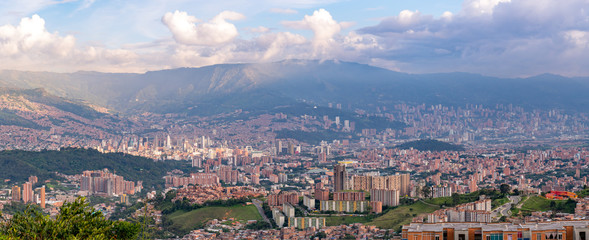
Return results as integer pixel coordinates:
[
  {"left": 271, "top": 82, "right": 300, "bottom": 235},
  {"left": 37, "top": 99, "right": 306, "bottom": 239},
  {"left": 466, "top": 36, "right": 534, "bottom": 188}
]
[{"left": 403, "top": 221, "right": 589, "bottom": 232}]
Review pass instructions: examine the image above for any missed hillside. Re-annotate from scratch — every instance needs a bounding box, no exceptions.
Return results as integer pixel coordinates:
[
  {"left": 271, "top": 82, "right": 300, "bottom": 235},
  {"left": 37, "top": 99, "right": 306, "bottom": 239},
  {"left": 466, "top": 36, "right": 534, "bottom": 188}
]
[
  {"left": 0, "top": 88, "right": 105, "bottom": 119},
  {"left": 0, "top": 87, "right": 138, "bottom": 150},
  {"left": 1, "top": 60, "right": 589, "bottom": 116},
  {"left": 0, "top": 148, "right": 191, "bottom": 190},
  {"left": 395, "top": 139, "right": 465, "bottom": 152}
]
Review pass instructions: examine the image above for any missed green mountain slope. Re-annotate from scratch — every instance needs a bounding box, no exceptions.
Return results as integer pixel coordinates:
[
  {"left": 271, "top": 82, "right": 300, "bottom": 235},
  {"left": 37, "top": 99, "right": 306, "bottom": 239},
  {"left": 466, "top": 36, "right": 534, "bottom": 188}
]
[
  {"left": 0, "top": 148, "right": 191, "bottom": 190},
  {"left": 3, "top": 60, "right": 589, "bottom": 116}
]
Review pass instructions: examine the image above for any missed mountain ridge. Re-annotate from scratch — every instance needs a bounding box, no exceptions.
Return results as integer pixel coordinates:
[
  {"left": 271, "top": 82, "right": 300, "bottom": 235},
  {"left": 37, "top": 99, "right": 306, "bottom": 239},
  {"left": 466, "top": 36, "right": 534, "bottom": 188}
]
[{"left": 1, "top": 60, "right": 588, "bottom": 116}]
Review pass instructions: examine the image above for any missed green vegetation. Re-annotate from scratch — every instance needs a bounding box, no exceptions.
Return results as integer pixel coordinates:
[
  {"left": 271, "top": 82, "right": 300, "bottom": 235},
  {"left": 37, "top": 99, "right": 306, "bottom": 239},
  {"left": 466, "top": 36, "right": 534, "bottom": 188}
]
[
  {"left": 0, "top": 148, "right": 192, "bottom": 190},
  {"left": 424, "top": 196, "right": 452, "bottom": 206},
  {"left": 518, "top": 196, "right": 576, "bottom": 215},
  {"left": 154, "top": 190, "right": 260, "bottom": 236},
  {"left": 164, "top": 205, "right": 261, "bottom": 235},
  {"left": 379, "top": 189, "right": 511, "bottom": 231},
  {"left": 424, "top": 188, "right": 507, "bottom": 207},
  {"left": 368, "top": 201, "right": 440, "bottom": 231},
  {"left": 0, "top": 197, "right": 140, "bottom": 240},
  {"left": 0, "top": 201, "right": 42, "bottom": 216},
  {"left": 396, "top": 139, "right": 465, "bottom": 152},
  {"left": 520, "top": 196, "right": 556, "bottom": 211},
  {"left": 577, "top": 187, "right": 589, "bottom": 198},
  {"left": 492, "top": 198, "right": 509, "bottom": 209}
]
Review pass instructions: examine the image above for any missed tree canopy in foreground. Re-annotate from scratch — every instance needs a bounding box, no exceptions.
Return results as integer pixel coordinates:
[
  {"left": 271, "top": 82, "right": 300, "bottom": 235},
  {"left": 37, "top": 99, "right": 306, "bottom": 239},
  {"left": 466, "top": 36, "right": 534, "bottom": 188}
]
[{"left": 0, "top": 197, "right": 140, "bottom": 240}]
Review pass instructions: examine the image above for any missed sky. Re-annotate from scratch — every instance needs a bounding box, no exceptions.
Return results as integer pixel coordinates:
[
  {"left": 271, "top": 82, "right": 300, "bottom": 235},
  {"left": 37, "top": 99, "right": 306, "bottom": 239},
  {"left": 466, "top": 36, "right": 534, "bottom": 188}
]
[{"left": 0, "top": 0, "right": 588, "bottom": 77}]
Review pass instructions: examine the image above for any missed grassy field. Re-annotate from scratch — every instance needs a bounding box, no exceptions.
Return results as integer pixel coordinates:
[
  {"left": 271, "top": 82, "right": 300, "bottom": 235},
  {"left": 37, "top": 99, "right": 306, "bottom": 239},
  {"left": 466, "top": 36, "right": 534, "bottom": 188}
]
[
  {"left": 425, "top": 197, "right": 452, "bottom": 206},
  {"left": 520, "top": 196, "right": 555, "bottom": 211},
  {"left": 518, "top": 196, "right": 575, "bottom": 214},
  {"left": 367, "top": 201, "right": 440, "bottom": 231},
  {"left": 492, "top": 198, "right": 509, "bottom": 209},
  {"left": 167, "top": 204, "right": 262, "bottom": 233}
]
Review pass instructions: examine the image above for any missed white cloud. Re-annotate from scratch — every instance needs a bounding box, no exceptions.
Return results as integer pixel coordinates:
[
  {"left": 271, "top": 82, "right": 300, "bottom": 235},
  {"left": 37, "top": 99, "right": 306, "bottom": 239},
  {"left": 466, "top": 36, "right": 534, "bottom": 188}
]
[
  {"left": 283, "top": 9, "right": 351, "bottom": 57},
  {"left": 564, "top": 30, "right": 589, "bottom": 49},
  {"left": 358, "top": 0, "right": 589, "bottom": 76},
  {"left": 342, "top": 31, "right": 379, "bottom": 50},
  {"left": 248, "top": 26, "right": 271, "bottom": 33},
  {"left": 257, "top": 32, "right": 307, "bottom": 60},
  {"left": 0, "top": 14, "right": 145, "bottom": 72},
  {"left": 162, "top": 10, "right": 245, "bottom": 46},
  {"left": 462, "top": 0, "right": 511, "bottom": 16},
  {"left": 5, "top": 1, "right": 589, "bottom": 77},
  {"left": 75, "top": 0, "right": 96, "bottom": 11},
  {"left": 269, "top": 8, "right": 298, "bottom": 14},
  {"left": 0, "top": 14, "right": 75, "bottom": 57}
]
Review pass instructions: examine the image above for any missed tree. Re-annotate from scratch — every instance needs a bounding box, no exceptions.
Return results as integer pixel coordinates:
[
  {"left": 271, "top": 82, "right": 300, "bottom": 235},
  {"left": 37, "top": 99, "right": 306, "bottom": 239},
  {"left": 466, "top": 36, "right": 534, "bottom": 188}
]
[
  {"left": 549, "top": 200, "right": 557, "bottom": 212},
  {"left": 421, "top": 186, "right": 432, "bottom": 199},
  {"left": 314, "top": 231, "right": 327, "bottom": 239},
  {"left": 451, "top": 193, "right": 461, "bottom": 206},
  {"left": 0, "top": 197, "right": 140, "bottom": 240},
  {"left": 500, "top": 184, "right": 510, "bottom": 195}
]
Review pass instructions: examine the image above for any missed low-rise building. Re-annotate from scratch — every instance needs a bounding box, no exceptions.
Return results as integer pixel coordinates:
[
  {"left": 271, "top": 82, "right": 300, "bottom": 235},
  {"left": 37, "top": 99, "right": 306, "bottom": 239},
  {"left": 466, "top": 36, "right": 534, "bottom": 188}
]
[
  {"left": 287, "top": 217, "right": 325, "bottom": 229},
  {"left": 320, "top": 200, "right": 374, "bottom": 213},
  {"left": 402, "top": 221, "right": 589, "bottom": 240}
]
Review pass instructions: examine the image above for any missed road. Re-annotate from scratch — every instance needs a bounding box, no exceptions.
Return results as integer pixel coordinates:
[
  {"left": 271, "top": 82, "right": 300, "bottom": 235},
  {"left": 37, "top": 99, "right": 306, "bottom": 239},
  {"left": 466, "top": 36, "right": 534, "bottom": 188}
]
[
  {"left": 420, "top": 200, "right": 441, "bottom": 208},
  {"left": 492, "top": 196, "right": 521, "bottom": 219},
  {"left": 252, "top": 199, "right": 272, "bottom": 225}
]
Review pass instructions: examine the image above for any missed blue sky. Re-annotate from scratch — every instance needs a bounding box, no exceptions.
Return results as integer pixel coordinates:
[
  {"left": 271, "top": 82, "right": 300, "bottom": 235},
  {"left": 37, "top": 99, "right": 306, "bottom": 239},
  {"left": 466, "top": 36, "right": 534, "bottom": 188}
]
[{"left": 0, "top": 0, "right": 588, "bottom": 77}]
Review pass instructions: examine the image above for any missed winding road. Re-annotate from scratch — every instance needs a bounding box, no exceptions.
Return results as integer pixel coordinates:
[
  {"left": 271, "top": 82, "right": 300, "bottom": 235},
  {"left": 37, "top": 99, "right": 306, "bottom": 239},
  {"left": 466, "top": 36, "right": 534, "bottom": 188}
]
[{"left": 492, "top": 196, "right": 521, "bottom": 219}]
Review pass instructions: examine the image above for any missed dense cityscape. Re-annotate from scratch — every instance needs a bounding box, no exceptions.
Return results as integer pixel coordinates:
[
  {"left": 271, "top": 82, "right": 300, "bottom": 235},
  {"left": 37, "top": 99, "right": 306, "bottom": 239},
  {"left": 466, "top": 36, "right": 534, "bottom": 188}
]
[
  {"left": 2, "top": 0, "right": 589, "bottom": 239},
  {"left": 1, "top": 100, "right": 589, "bottom": 239}
]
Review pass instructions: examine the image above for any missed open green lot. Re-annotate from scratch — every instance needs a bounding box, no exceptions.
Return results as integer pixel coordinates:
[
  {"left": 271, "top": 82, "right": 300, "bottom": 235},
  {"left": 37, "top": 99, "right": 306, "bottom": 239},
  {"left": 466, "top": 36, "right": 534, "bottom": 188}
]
[
  {"left": 367, "top": 201, "right": 440, "bottom": 231},
  {"left": 516, "top": 195, "right": 575, "bottom": 215},
  {"left": 167, "top": 204, "right": 262, "bottom": 233},
  {"left": 424, "top": 197, "right": 452, "bottom": 206},
  {"left": 520, "top": 196, "right": 553, "bottom": 211}
]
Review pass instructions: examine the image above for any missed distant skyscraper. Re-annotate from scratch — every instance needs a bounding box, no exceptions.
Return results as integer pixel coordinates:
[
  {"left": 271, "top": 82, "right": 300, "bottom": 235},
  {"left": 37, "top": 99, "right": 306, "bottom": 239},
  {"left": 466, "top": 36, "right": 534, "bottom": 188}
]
[
  {"left": 276, "top": 140, "right": 282, "bottom": 155},
  {"left": 11, "top": 185, "right": 21, "bottom": 202},
  {"left": 166, "top": 135, "right": 172, "bottom": 149},
  {"left": 39, "top": 186, "right": 46, "bottom": 208},
  {"left": 334, "top": 163, "right": 347, "bottom": 192},
  {"left": 154, "top": 135, "right": 159, "bottom": 149},
  {"left": 192, "top": 157, "right": 202, "bottom": 168},
  {"left": 22, "top": 182, "right": 33, "bottom": 203},
  {"left": 287, "top": 142, "right": 294, "bottom": 155}
]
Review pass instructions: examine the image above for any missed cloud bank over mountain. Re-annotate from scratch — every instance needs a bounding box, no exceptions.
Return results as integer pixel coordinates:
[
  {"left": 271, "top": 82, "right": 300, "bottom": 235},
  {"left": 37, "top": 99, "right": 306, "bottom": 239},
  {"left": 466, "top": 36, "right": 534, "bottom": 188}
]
[{"left": 0, "top": 0, "right": 588, "bottom": 77}]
